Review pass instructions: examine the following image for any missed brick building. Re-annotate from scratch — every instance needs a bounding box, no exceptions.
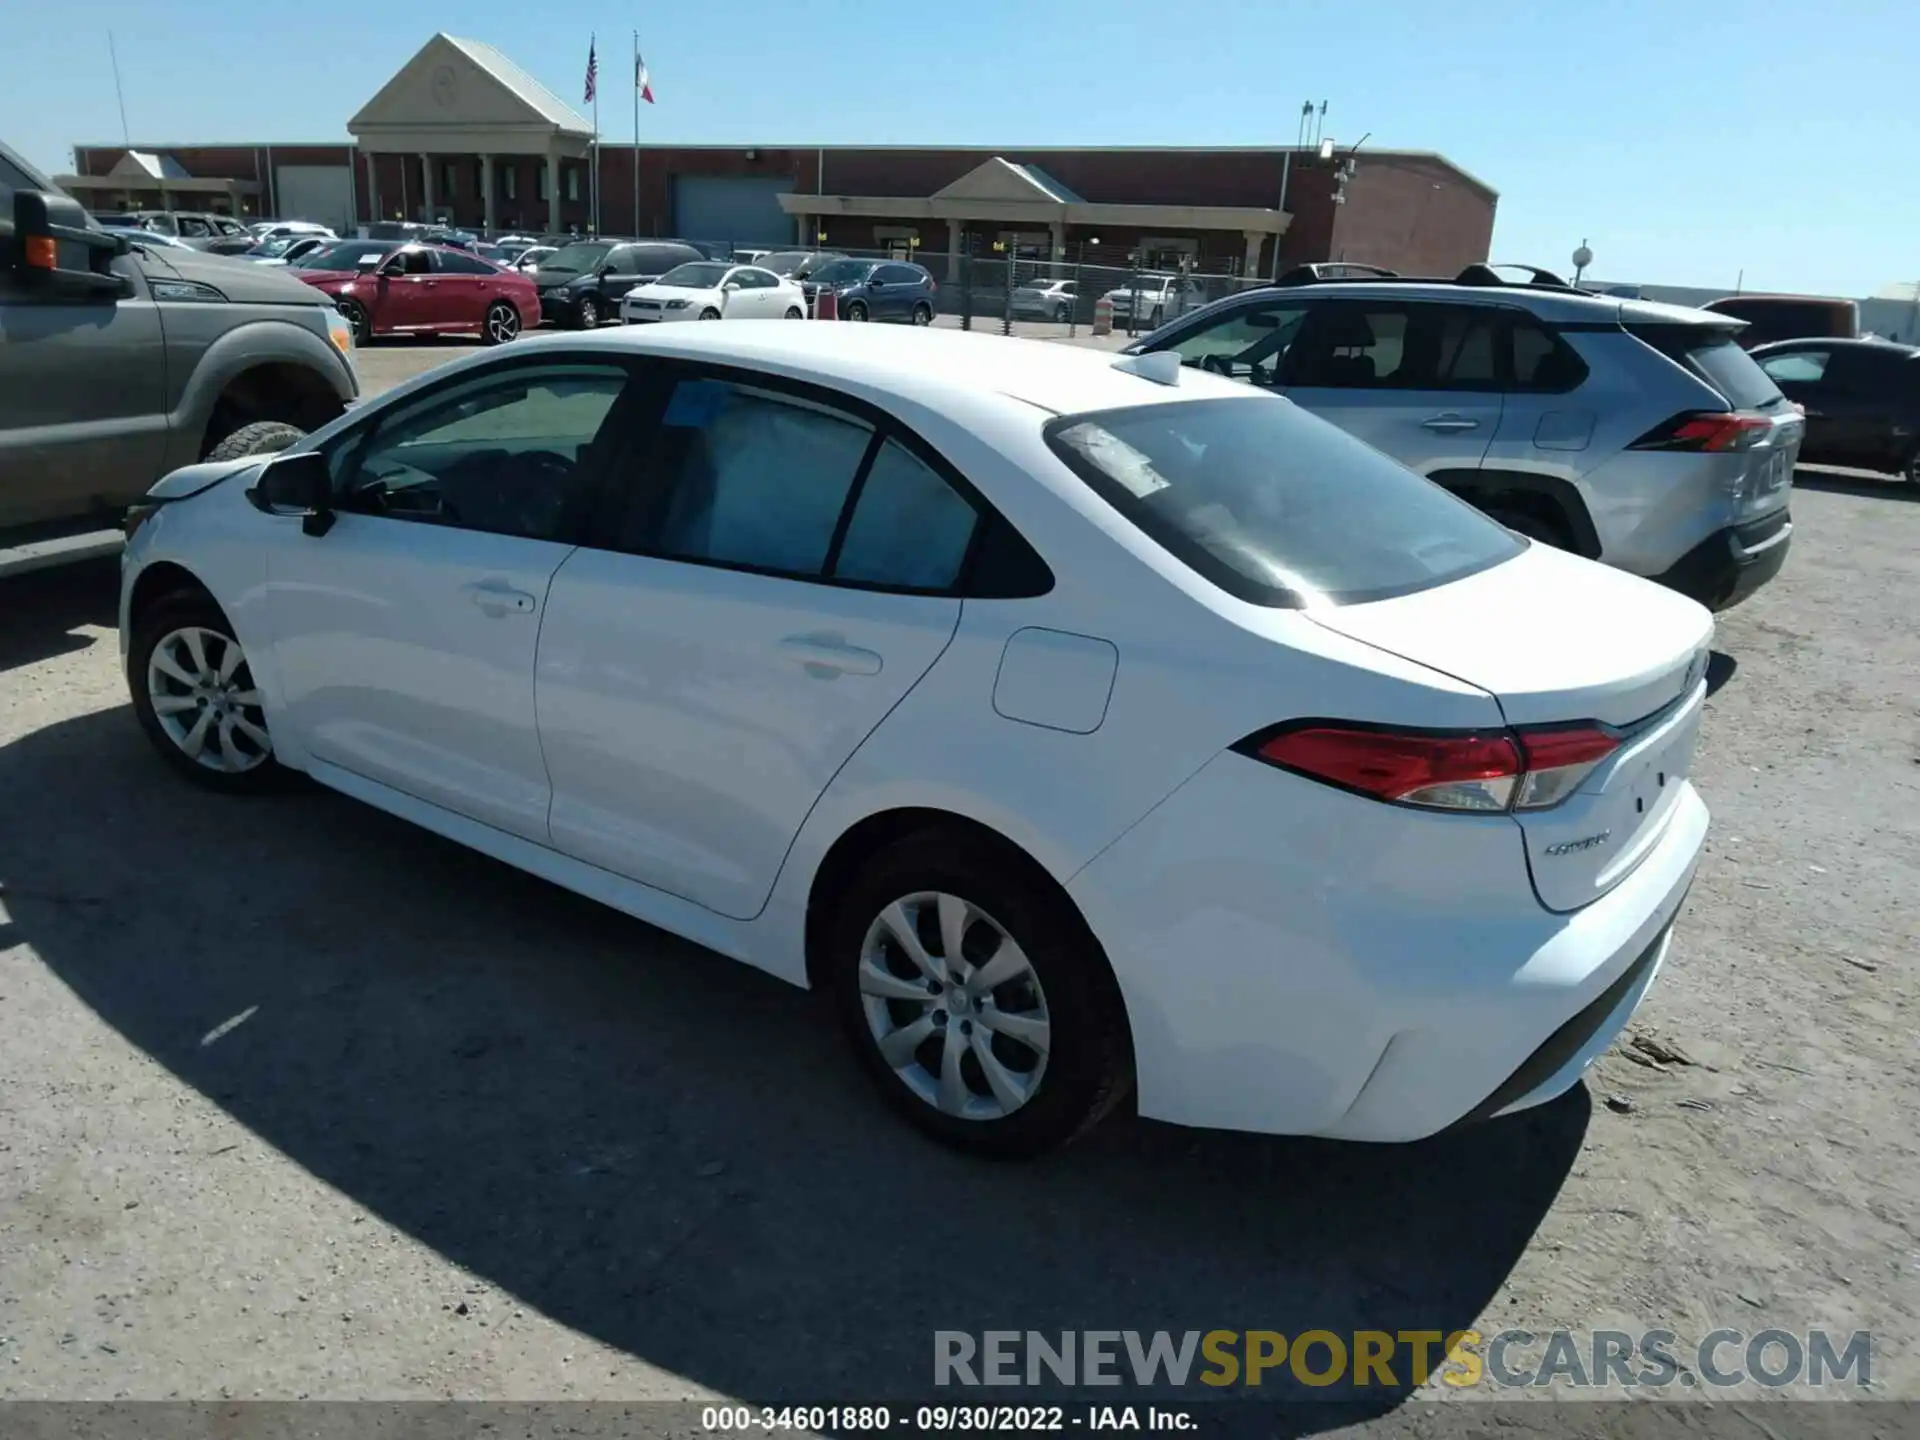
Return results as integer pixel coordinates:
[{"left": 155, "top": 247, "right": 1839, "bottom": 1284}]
[{"left": 63, "top": 32, "right": 1497, "bottom": 278}]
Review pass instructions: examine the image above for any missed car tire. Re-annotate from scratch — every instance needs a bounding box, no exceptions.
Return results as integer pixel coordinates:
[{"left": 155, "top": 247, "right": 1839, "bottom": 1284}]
[
  {"left": 482, "top": 300, "right": 520, "bottom": 346},
  {"left": 129, "top": 591, "right": 285, "bottom": 795},
  {"left": 205, "top": 420, "right": 306, "bottom": 463},
  {"left": 785, "top": 306, "right": 805, "bottom": 319},
  {"left": 825, "top": 828, "right": 1133, "bottom": 1159},
  {"left": 845, "top": 300, "right": 869, "bottom": 322},
  {"left": 336, "top": 298, "right": 372, "bottom": 344},
  {"left": 1487, "top": 504, "right": 1572, "bottom": 549},
  {"left": 1148, "top": 305, "right": 1164, "bottom": 328},
  {"left": 911, "top": 302, "right": 933, "bottom": 326},
  {"left": 576, "top": 295, "right": 600, "bottom": 329},
  {"left": 699, "top": 307, "right": 722, "bottom": 320},
  {"left": 1054, "top": 302, "right": 1069, "bottom": 323}
]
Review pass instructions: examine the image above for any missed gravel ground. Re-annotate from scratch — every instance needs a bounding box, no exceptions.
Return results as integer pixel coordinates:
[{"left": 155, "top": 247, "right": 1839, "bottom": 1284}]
[{"left": 0, "top": 340, "right": 1914, "bottom": 1422}]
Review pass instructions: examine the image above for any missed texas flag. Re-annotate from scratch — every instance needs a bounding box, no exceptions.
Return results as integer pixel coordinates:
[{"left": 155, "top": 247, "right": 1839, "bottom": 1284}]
[{"left": 636, "top": 50, "right": 655, "bottom": 104}]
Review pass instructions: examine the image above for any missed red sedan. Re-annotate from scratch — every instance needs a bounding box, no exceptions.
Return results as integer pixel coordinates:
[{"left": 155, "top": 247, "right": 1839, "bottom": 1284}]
[{"left": 291, "top": 240, "right": 539, "bottom": 345}]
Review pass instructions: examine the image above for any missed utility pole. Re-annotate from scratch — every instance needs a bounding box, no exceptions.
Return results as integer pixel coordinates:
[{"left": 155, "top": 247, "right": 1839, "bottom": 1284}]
[
  {"left": 107, "top": 31, "right": 132, "bottom": 148},
  {"left": 1272, "top": 100, "right": 1316, "bottom": 280}
]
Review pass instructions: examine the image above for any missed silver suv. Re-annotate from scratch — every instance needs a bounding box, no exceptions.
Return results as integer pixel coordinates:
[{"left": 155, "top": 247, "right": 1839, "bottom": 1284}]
[{"left": 1129, "top": 269, "right": 1801, "bottom": 609}]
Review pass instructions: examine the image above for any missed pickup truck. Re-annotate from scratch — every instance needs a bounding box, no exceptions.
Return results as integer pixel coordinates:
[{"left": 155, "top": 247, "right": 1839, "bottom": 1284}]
[{"left": 1, "top": 138, "right": 359, "bottom": 578}]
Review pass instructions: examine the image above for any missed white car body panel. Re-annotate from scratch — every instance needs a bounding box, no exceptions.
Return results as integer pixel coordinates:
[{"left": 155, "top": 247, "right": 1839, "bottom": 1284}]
[
  {"left": 120, "top": 325, "right": 1712, "bottom": 1140},
  {"left": 619, "top": 266, "right": 805, "bottom": 324}
]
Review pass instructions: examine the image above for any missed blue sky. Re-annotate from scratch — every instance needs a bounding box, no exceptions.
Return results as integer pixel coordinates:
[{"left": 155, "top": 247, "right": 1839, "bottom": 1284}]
[{"left": 6, "top": 0, "right": 1913, "bottom": 296}]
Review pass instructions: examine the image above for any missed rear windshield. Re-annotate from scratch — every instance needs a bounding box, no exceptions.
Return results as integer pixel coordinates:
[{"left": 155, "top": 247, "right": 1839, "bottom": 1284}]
[
  {"left": 1631, "top": 324, "right": 1785, "bottom": 409},
  {"left": 1043, "top": 395, "right": 1524, "bottom": 608}
]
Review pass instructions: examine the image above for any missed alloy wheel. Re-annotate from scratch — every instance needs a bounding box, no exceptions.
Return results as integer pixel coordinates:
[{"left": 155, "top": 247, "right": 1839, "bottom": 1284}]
[
  {"left": 485, "top": 302, "right": 519, "bottom": 344},
  {"left": 846, "top": 302, "right": 868, "bottom": 322},
  {"left": 577, "top": 296, "right": 599, "bottom": 328},
  {"left": 858, "top": 891, "right": 1051, "bottom": 1121},
  {"left": 145, "top": 626, "right": 272, "bottom": 774}
]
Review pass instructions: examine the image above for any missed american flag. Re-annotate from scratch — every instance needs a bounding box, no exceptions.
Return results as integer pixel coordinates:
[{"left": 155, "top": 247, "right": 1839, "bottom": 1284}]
[{"left": 583, "top": 38, "right": 597, "bottom": 104}]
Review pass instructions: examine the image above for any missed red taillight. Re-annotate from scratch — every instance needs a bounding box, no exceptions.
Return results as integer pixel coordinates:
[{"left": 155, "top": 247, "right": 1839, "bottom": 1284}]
[
  {"left": 1247, "top": 721, "right": 1622, "bottom": 813},
  {"left": 1630, "top": 411, "right": 1772, "bottom": 453},
  {"left": 1254, "top": 727, "right": 1523, "bottom": 812}
]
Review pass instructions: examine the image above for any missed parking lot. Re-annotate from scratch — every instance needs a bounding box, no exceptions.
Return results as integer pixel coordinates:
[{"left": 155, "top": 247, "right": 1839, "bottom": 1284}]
[{"left": 1, "top": 336, "right": 1915, "bottom": 1412}]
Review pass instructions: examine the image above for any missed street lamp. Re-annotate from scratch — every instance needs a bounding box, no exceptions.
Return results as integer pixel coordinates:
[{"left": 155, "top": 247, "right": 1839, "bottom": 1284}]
[{"left": 1572, "top": 240, "right": 1593, "bottom": 288}]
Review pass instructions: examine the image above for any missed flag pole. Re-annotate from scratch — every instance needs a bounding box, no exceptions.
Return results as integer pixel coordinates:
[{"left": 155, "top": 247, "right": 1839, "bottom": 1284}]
[
  {"left": 590, "top": 33, "right": 600, "bottom": 235},
  {"left": 632, "top": 31, "right": 641, "bottom": 238}
]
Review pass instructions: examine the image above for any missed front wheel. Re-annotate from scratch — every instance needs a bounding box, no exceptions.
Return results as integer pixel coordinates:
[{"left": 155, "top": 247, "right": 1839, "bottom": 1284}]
[
  {"left": 911, "top": 302, "right": 933, "bottom": 326},
  {"left": 336, "top": 298, "right": 371, "bottom": 344},
  {"left": 844, "top": 300, "right": 869, "bottom": 322},
  {"left": 1054, "top": 302, "right": 1069, "bottom": 323},
  {"left": 699, "top": 307, "right": 722, "bottom": 320},
  {"left": 826, "top": 830, "right": 1132, "bottom": 1158},
  {"left": 130, "top": 592, "right": 283, "bottom": 794},
  {"left": 482, "top": 300, "right": 520, "bottom": 346},
  {"left": 575, "top": 295, "right": 600, "bottom": 329}
]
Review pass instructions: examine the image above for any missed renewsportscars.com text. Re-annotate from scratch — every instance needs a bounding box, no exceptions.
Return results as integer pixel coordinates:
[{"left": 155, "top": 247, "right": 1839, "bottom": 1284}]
[{"left": 933, "top": 1328, "right": 1871, "bottom": 1391}]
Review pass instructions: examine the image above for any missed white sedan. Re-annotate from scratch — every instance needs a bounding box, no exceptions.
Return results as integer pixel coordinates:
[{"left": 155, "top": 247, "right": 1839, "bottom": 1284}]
[
  {"left": 117, "top": 324, "right": 1712, "bottom": 1158},
  {"left": 620, "top": 260, "right": 807, "bottom": 324}
]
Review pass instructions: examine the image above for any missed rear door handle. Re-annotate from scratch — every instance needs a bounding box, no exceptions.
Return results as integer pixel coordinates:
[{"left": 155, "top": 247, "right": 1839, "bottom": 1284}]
[
  {"left": 462, "top": 580, "right": 536, "bottom": 616},
  {"left": 1421, "top": 413, "right": 1480, "bottom": 433},
  {"left": 779, "top": 633, "right": 883, "bottom": 678}
]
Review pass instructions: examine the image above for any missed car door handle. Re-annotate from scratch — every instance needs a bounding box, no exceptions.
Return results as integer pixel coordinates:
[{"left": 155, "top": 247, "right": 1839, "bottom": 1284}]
[
  {"left": 1421, "top": 413, "right": 1480, "bottom": 433},
  {"left": 462, "top": 581, "right": 536, "bottom": 617},
  {"left": 779, "top": 633, "right": 883, "bottom": 678}
]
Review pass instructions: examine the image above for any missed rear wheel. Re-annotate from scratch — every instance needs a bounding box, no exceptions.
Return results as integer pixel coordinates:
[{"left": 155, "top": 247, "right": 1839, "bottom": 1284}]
[
  {"left": 785, "top": 305, "right": 805, "bottom": 319},
  {"left": 845, "top": 300, "right": 869, "bottom": 322},
  {"left": 911, "top": 302, "right": 933, "bottom": 326},
  {"left": 130, "top": 593, "right": 283, "bottom": 794},
  {"left": 575, "top": 295, "right": 600, "bottom": 329},
  {"left": 336, "top": 298, "right": 371, "bottom": 344},
  {"left": 482, "top": 300, "right": 520, "bottom": 345},
  {"left": 826, "top": 829, "right": 1132, "bottom": 1158},
  {"left": 204, "top": 420, "right": 305, "bottom": 463},
  {"left": 1147, "top": 305, "right": 1164, "bottom": 328},
  {"left": 1054, "top": 302, "right": 1070, "bottom": 323}
]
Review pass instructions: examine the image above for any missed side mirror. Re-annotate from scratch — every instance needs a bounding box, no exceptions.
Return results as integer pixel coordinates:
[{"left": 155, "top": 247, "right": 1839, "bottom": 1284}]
[
  {"left": 249, "top": 451, "right": 335, "bottom": 536},
  {"left": 11, "top": 191, "right": 128, "bottom": 297},
  {"left": 722, "top": 280, "right": 741, "bottom": 291}
]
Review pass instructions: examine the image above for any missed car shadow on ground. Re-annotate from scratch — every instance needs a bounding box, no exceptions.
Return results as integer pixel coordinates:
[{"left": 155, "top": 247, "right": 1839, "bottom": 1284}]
[
  {"left": 0, "top": 558, "right": 120, "bottom": 672},
  {"left": 0, "top": 703, "right": 1589, "bottom": 1422},
  {"left": 1705, "top": 650, "right": 1739, "bottom": 698},
  {"left": 1792, "top": 466, "right": 1917, "bottom": 501}
]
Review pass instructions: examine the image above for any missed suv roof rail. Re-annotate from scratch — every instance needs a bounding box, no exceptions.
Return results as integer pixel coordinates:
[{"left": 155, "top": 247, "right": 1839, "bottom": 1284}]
[{"left": 1264, "top": 261, "right": 1592, "bottom": 297}]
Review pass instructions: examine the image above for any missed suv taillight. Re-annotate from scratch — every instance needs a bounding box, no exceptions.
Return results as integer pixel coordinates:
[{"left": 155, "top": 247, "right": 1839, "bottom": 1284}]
[
  {"left": 1629, "top": 411, "right": 1772, "bottom": 453},
  {"left": 1243, "top": 722, "right": 1621, "bottom": 813}
]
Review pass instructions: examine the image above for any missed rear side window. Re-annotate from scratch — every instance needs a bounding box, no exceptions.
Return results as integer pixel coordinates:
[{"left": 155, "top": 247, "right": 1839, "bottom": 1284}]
[
  {"left": 1509, "top": 319, "right": 1589, "bottom": 393},
  {"left": 1630, "top": 325, "right": 1784, "bottom": 409},
  {"left": 1284, "top": 302, "right": 1500, "bottom": 391},
  {"left": 1044, "top": 395, "right": 1523, "bottom": 608}
]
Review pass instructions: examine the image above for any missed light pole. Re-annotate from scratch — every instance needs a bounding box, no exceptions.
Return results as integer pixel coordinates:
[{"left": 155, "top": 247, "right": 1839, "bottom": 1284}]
[{"left": 1571, "top": 240, "right": 1593, "bottom": 289}]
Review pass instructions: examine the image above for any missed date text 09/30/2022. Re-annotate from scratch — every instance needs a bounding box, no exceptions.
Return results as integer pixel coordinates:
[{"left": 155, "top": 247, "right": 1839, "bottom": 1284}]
[{"left": 701, "top": 1406, "right": 1195, "bottom": 1433}]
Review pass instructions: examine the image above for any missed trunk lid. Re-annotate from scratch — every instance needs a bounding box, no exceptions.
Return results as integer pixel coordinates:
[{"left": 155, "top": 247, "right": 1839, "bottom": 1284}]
[{"left": 1308, "top": 544, "right": 1713, "bottom": 911}]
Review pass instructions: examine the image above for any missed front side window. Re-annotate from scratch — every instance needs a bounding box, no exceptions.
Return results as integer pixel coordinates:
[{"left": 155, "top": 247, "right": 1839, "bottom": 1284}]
[
  {"left": 1283, "top": 303, "right": 1500, "bottom": 391},
  {"left": 809, "top": 260, "right": 874, "bottom": 287},
  {"left": 1045, "top": 395, "right": 1522, "bottom": 608},
  {"left": 640, "top": 381, "right": 877, "bottom": 576},
  {"left": 1758, "top": 350, "right": 1831, "bottom": 385},
  {"left": 658, "top": 262, "right": 730, "bottom": 288},
  {"left": 436, "top": 250, "right": 496, "bottom": 276},
  {"left": 1163, "top": 302, "right": 1309, "bottom": 385},
  {"left": 328, "top": 363, "right": 630, "bottom": 543}
]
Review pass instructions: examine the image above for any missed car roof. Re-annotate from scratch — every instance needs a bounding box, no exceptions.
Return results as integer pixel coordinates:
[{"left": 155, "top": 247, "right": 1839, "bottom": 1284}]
[
  {"left": 529, "top": 322, "right": 1257, "bottom": 417},
  {"left": 1220, "top": 278, "right": 1751, "bottom": 329},
  {"left": 1752, "top": 336, "right": 1916, "bottom": 355}
]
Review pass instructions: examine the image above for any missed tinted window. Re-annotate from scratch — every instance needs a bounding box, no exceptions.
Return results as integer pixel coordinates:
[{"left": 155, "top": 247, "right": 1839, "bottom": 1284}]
[
  {"left": 659, "top": 262, "right": 730, "bottom": 287},
  {"left": 834, "top": 441, "right": 978, "bottom": 589},
  {"left": 1284, "top": 303, "right": 1409, "bottom": 387},
  {"left": 436, "top": 250, "right": 497, "bottom": 275},
  {"left": 1044, "top": 395, "right": 1523, "bottom": 608},
  {"left": 1758, "top": 350, "right": 1831, "bottom": 385},
  {"left": 632, "top": 245, "right": 703, "bottom": 275},
  {"left": 396, "top": 247, "right": 435, "bottom": 276},
  {"left": 1162, "top": 303, "right": 1310, "bottom": 387},
  {"left": 809, "top": 260, "right": 875, "bottom": 286},
  {"left": 1509, "top": 319, "right": 1590, "bottom": 393},
  {"left": 0, "top": 151, "right": 42, "bottom": 205},
  {"left": 1823, "top": 346, "right": 1915, "bottom": 395},
  {"left": 1631, "top": 325, "right": 1785, "bottom": 409},
  {"left": 330, "top": 364, "right": 629, "bottom": 542},
  {"left": 542, "top": 241, "right": 613, "bottom": 273},
  {"left": 878, "top": 264, "right": 924, "bottom": 284},
  {"left": 643, "top": 380, "right": 876, "bottom": 576}
]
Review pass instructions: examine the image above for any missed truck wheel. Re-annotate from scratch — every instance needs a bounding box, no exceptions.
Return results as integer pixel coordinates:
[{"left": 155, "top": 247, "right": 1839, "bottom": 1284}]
[{"left": 205, "top": 421, "right": 306, "bottom": 463}]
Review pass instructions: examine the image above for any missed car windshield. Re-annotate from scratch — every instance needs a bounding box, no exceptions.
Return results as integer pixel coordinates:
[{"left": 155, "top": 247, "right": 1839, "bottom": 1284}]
[
  {"left": 809, "top": 260, "right": 873, "bottom": 286},
  {"left": 656, "top": 262, "right": 732, "bottom": 288},
  {"left": 539, "top": 241, "right": 613, "bottom": 274},
  {"left": 759, "top": 251, "right": 813, "bottom": 275},
  {"left": 1045, "top": 395, "right": 1524, "bottom": 608},
  {"left": 250, "top": 237, "right": 296, "bottom": 257},
  {"left": 296, "top": 240, "right": 391, "bottom": 271}
]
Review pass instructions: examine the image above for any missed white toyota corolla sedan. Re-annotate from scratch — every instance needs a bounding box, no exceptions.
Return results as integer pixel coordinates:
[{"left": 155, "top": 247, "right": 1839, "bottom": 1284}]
[
  {"left": 619, "top": 260, "right": 808, "bottom": 324},
  {"left": 119, "top": 324, "right": 1713, "bottom": 1158}
]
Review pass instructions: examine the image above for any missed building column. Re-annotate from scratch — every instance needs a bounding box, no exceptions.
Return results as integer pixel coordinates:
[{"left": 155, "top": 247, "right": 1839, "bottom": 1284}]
[
  {"left": 946, "top": 217, "right": 963, "bottom": 284},
  {"left": 1049, "top": 219, "right": 1065, "bottom": 266},
  {"left": 547, "top": 150, "right": 562, "bottom": 233},
  {"left": 480, "top": 154, "right": 495, "bottom": 235},
  {"left": 364, "top": 151, "right": 380, "bottom": 227},
  {"left": 420, "top": 154, "right": 435, "bottom": 223},
  {"left": 1243, "top": 229, "right": 1266, "bottom": 279}
]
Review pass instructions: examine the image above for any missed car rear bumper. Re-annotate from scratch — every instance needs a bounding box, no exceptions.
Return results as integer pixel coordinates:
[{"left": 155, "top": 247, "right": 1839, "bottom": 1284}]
[
  {"left": 1652, "top": 508, "right": 1791, "bottom": 611},
  {"left": 1066, "top": 751, "right": 1709, "bottom": 1141}
]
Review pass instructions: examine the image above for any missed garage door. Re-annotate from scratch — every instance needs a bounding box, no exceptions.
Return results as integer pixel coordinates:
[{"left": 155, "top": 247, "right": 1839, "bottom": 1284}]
[
  {"left": 274, "top": 165, "right": 353, "bottom": 233},
  {"left": 671, "top": 176, "right": 796, "bottom": 247}
]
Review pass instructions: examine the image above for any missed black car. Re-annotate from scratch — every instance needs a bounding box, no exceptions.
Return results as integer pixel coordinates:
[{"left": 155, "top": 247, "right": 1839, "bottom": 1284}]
[
  {"left": 532, "top": 238, "right": 706, "bottom": 328},
  {"left": 1751, "top": 337, "right": 1920, "bottom": 486}
]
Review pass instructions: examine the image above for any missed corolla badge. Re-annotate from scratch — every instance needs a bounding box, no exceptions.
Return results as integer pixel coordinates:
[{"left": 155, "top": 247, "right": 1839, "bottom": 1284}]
[{"left": 1544, "top": 831, "right": 1612, "bottom": 857}]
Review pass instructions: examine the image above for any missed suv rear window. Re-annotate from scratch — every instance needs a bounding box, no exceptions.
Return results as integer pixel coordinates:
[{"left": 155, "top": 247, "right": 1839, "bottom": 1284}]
[
  {"left": 1630, "top": 325, "right": 1784, "bottom": 409},
  {"left": 1043, "top": 395, "right": 1523, "bottom": 608}
]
